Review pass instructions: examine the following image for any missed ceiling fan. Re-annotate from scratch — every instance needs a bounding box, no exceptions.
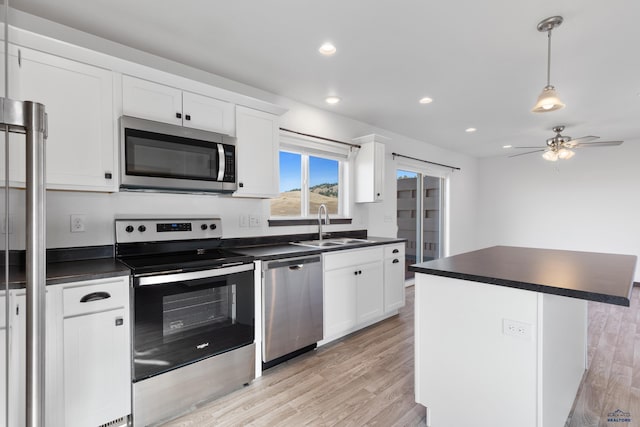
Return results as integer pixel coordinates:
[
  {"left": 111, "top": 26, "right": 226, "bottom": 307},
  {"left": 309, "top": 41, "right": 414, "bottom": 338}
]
[{"left": 510, "top": 125, "right": 623, "bottom": 161}]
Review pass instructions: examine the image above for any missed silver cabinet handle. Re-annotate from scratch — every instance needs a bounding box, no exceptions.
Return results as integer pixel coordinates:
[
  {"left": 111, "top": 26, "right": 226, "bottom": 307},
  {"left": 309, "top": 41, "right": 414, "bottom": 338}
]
[{"left": 289, "top": 265, "right": 304, "bottom": 271}]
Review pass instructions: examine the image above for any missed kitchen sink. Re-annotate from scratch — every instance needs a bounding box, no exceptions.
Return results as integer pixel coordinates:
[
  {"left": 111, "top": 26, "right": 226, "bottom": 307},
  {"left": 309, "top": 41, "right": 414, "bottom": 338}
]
[{"left": 290, "top": 238, "right": 374, "bottom": 248}]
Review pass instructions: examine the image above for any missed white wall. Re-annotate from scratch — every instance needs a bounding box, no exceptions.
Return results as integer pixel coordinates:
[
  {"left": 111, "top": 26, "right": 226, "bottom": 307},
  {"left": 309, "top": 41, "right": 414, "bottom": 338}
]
[
  {"left": 476, "top": 141, "right": 640, "bottom": 281},
  {"left": 4, "top": 11, "right": 479, "bottom": 255}
]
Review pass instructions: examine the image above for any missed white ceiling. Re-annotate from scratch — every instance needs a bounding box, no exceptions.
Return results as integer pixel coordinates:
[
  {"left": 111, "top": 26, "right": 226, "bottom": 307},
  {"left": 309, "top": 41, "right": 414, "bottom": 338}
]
[{"left": 10, "top": 0, "right": 640, "bottom": 158}]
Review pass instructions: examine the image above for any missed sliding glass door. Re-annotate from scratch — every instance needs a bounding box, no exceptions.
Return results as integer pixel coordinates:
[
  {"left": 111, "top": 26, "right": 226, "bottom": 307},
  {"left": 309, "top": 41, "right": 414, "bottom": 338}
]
[{"left": 397, "top": 169, "right": 444, "bottom": 281}]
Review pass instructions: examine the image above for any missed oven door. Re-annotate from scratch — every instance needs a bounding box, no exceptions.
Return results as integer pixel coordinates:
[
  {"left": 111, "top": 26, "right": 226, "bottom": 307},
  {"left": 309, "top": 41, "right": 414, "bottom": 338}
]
[{"left": 132, "top": 264, "right": 254, "bottom": 382}]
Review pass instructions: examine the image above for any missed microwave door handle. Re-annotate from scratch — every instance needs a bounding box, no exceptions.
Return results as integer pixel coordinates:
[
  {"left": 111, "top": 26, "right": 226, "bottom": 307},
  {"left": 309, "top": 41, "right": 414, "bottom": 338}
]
[{"left": 217, "top": 144, "right": 225, "bottom": 181}]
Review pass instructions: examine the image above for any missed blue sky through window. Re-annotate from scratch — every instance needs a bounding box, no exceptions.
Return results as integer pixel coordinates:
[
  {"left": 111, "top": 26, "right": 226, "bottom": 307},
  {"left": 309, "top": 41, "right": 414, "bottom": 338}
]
[
  {"left": 397, "top": 170, "right": 418, "bottom": 179},
  {"left": 309, "top": 156, "right": 338, "bottom": 187},
  {"left": 279, "top": 151, "right": 301, "bottom": 192},
  {"left": 279, "top": 152, "right": 339, "bottom": 192}
]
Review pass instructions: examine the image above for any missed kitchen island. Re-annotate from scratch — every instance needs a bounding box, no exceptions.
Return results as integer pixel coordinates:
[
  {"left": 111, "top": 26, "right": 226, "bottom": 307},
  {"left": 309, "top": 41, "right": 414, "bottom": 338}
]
[{"left": 409, "top": 246, "right": 637, "bottom": 427}]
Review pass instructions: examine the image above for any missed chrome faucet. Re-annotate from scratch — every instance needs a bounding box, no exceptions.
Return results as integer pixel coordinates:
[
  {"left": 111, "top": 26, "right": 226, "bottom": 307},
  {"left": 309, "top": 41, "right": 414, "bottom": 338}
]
[{"left": 318, "top": 204, "right": 330, "bottom": 242}]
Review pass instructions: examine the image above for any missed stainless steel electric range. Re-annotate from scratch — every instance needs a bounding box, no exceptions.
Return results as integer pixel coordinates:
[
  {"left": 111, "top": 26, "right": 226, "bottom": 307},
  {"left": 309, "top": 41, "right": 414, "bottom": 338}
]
[{"left": 115, "top": 217, "right": 256, "bottom": 427}]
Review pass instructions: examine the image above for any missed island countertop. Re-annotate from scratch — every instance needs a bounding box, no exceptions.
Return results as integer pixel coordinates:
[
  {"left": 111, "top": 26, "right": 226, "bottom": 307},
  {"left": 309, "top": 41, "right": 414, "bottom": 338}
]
[{"left": 409, "top": 245, "right": 637, "bottom": 306}]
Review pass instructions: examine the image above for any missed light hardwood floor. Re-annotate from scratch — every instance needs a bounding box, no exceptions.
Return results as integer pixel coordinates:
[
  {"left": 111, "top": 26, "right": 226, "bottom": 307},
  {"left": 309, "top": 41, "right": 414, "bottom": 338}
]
[
  {"left": 567, "top": 286, "right": 640, "bottom": 427},
  {"left": 164, "top": 286, "right": 424, "bottom": 427},
  {"left": 165, "top": 285, "right": 640, "bottom": 427}
]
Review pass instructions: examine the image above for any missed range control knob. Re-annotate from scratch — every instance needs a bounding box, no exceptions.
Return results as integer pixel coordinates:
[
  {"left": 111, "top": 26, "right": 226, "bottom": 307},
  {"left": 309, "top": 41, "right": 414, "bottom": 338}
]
[
  {"left": 125, "top": 225, "right": 134, "bottom": 233},
  {"left": 138, "top": 225, "right": 146, "bottom": 232},
  {"left": 209, "top": 224, "right": 217, "bottom": 230},
  {"left": 201, "top": 224, "right": 208, "bottom": 230}
]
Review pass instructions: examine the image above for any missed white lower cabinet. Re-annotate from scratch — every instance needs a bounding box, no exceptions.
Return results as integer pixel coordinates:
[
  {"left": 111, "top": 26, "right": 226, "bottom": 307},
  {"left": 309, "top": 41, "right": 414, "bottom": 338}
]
[
  {"left": 323, "top": 247, "right": 384, "bottom": 342},
  {"left": 0, "top": 276, "right": 130, "bottom": 427},
  {"left": 384, "top": 244, "right": 406, "bottom": 312},
  {"left": 0, "top": 289, "right": 62, "bottom": 427},
  {"left": 61, "top": 276, "right": 131, "bottom": 427}
]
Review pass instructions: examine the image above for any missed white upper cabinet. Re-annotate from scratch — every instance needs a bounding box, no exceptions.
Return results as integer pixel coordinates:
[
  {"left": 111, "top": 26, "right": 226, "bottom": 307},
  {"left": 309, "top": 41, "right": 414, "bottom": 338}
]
[
  {"left": 182, "top": 91, "right": 235, "bottom": 135},
  {"left": 1, "top": 46, "right": 117, "bottom": 192},
  {"left": 353, "top": 134, "right": 388, "bottom": 203},
  {"left": 233, "top": 105, "right": 279, "bottom": 198},
  {"left": 122, "top": 75, "right": 182, "bottom": 126},
  {"left": 122, "top": 75, "right": 235, "bottom": 136}
]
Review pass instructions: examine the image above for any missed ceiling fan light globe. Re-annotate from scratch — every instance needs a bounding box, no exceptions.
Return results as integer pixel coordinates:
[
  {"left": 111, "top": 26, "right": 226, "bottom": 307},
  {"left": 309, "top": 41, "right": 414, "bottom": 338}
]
[
  {"left": 532, "top": 86, "right": 566, "bottom": 113},
  {"left": 558, "top": 148, "right": 575, "bottom": 160},
  {"left": 542, "top": 150, "right": 559, "bottom": 161}
]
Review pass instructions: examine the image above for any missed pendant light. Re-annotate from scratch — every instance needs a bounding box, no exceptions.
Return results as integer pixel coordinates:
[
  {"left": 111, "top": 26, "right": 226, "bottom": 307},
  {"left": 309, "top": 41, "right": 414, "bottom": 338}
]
[{"left": 531, "top": 16, "right": 565, "bottom": 113}]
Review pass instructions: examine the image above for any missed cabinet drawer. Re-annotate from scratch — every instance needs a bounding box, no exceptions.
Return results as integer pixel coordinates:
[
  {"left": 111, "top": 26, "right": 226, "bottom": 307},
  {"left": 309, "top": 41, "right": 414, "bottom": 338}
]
[
  {"left": 384, "top": 244, "right": 405, "bottom": 259},
  {"left": 63, "top": 277, "right": 128, "bottom": 318},
  {"left": 324, "top": 247, "right": 383, "bottom": 271}
]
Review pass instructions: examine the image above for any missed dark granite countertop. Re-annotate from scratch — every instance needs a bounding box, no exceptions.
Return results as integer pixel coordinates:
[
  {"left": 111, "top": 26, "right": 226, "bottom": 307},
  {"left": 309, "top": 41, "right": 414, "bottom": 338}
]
[
  {"left": 6, "top": 258, "right": 130, "bottom": 288},
  {"left": 3, "top": 235, "right": 406, "bottom": 288},
  {"left": 409, "top": 245, "right": 637, "bottom": 306},
  {"left": 234, "top": 236, "right": 406, "bottom": 261}
]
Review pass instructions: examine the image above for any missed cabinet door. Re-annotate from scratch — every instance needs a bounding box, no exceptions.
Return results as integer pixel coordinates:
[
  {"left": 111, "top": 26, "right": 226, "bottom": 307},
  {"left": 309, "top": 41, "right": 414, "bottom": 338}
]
[
  {"left": 324, "top": 267, "right": 357, "bottom": 339},
  {"left": 356, "top": 261, "right": 384, "bottom": 324},
  {"left": 384, "top": 254, "right": 406, "bottom": 312},
  {"left": 64, "top": 308, "right": 129, "bottom": 427},
  {"left": 182, "top": 91, "right": 235, "bottom": 135},
  {"left": 122, "top": 75, "right": 182, "bottom": 126},
  {"left": 234, "top": 105, "right": 279, "bottom": 198},
  {"left": 354, "top": 140, "right": 385, "bottom": 203},
  {"left": 10, "top": 46, "right": 116, "bottom": 191}
]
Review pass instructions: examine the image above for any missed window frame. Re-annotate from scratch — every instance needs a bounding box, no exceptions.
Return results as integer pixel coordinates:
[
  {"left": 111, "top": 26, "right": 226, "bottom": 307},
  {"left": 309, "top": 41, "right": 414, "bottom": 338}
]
[{"left": 270, "top": 134, "right": 351, "bottom": 221}]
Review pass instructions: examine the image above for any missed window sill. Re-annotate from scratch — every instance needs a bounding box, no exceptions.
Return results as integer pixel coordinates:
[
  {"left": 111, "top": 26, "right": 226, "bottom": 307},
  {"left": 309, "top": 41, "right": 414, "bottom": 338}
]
[{"left": 268, "top": 218, "right": 353, "bottom": 227}]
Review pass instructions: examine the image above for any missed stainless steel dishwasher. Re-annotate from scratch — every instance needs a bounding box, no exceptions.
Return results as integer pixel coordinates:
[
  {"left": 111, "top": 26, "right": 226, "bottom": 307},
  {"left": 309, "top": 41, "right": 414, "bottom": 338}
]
[{"left": 262, "top": 255, "right": 323, "bottom": 368}]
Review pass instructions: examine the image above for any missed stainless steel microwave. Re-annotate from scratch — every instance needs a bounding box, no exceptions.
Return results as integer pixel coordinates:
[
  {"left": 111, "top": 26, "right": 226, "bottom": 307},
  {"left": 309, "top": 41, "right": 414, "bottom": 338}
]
[{"left": 120, "top": 116, "right": 236, "bottom": 193}]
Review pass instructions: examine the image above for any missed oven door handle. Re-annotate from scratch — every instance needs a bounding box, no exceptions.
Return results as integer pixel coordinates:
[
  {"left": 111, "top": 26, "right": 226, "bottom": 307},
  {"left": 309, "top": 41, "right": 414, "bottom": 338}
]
[{"left": 136, "top": 263, "right": 254, "bottom": 286}]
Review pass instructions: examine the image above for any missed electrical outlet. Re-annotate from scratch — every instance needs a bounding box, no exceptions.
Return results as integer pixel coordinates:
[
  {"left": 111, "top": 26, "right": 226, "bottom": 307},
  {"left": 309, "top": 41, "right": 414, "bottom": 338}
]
[
  {"left": 70, "top": 214, "right": 87, "bottom": 233},
  {"left": 249, "top": 215, "right": 260, "bottom": 227},
  {"left": 503, "top": 319, "right": 532, "bottom": 340}
]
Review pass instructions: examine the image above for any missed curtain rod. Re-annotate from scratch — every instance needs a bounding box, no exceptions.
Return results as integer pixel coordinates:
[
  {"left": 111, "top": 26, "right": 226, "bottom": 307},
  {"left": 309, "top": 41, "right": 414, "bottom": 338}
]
[
  {"left": 280, "top": 127, "right": 361, "bottom": 149},
  {"left": 392, "top": 152, "right": 461, "bottom": 171}
]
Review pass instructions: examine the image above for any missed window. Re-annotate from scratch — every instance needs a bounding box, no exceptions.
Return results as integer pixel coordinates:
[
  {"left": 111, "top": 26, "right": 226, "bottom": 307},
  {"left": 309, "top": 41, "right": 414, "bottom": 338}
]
[{"left": 270, "top": 147, "right": 347, "bottom": 218}]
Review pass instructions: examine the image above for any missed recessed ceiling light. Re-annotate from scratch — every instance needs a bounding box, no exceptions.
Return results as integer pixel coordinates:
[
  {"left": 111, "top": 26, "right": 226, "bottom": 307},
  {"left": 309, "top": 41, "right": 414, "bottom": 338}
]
[
  {"left": 465, "top": 127, "right": 477, "bottom": 133},
  {"left": 503, "top": 145, "right": 513, "bottom": 149},
  {"left": 419, "top": 97, "right": 433, "bottom": 104},
  {"left": 325, "top": 96, "right": 341, "bottom": 105},
  {"left": 319, "top": 42, "right": 337, "bottom": 56}
]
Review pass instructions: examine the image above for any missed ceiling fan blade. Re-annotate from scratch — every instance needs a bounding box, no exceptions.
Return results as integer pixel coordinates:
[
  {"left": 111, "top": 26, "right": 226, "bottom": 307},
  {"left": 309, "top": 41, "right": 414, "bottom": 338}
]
[
  {"left": 564, "top": 135, "right": 599, "bottom": 147},
  {"left": 512, "top": 146, "right": 546, "bottom": 149},
  {"left": 573, "top": 140, "right": 623, "bottom": 148},
  {"left": 509, "top": 149, "right": 545, "bottom": 158}
]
